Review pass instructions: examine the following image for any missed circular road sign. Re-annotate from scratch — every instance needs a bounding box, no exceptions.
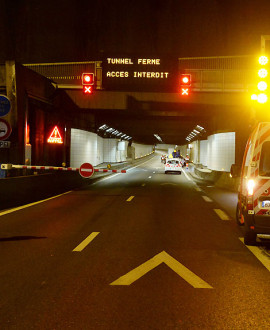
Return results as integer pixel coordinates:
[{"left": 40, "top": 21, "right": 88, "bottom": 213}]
[
  {"left": 79, "top": 162, "right": 94, "bottom": 178},
  {"left": 0, "top": 95, "right": 11, "bottom": 117},
  {"left": 0, "top": 118, "right": 12, "bottom": 141}
]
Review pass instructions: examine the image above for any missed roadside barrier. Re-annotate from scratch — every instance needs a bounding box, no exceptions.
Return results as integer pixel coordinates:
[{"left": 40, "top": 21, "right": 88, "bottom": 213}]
[{"left": 0, "top": 164, "right": 126, "bottom": 174}]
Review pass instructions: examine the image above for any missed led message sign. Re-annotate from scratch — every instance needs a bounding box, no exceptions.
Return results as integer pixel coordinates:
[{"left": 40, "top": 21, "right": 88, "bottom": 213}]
[
  {"left": 47, "top": 126, "right": 63, "bottom": 144},
  {"left": 103, "top": 56, "right": 177, "bottom": 92}
]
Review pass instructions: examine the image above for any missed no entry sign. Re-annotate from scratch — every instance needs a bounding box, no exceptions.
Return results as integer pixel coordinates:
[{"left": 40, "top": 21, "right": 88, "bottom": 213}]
[
  {"left": 79, "top": 162, "right": 94, "bottom": 178},
  {"left": 0, "top": 118, "right": 12, "bottom": 141}
]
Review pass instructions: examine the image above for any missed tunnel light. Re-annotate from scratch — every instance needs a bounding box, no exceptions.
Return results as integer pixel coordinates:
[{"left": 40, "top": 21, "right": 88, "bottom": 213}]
[
  {"left": 98, "top": 124, "right": 107, "bottom": 130},
  {"left": 154, "top": 134, "right": 163, "bottom": 142},
  {"left": 196, "top": 125, "right": 204, "bottom": 131}
]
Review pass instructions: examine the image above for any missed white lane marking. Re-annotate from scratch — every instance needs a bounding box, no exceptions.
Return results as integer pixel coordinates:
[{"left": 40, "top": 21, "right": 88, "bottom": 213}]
[
  {"left": 214, "top": 209, "right": 230, "bottom": 220},
  {"left": 148, "top": 176, "right": 152, "bottom": 179},
  {"left": 110, "top": 251, "right": 213, "bottom": 288},
  {"left": 153, "top": 171, "right": 156, "bottom": 174},
  {"left": 182, "top": 169, "right": 191, "bottom": 181},
  {"left": 73, "top": 232, "right": 100, "bottom": 252},
  {"left": 202, "top": 196, "right": 213, "bottom": 202},
  {"left": 0, "top": 191, "right": 72, "bottom": 217},
  {"left": 239, "top": 238, "right": 270, "bottom": 272},
  {"left": 126, "top": 196, "right": 135, "bottom": 202},
  {"left": 195, "top": 187, "right": 202, "bottom": 192}
]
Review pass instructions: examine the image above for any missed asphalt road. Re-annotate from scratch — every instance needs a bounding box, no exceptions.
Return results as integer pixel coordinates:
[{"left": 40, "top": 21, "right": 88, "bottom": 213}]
[{"left": 1, "top": 155, "right": 270, "bottom": 329}]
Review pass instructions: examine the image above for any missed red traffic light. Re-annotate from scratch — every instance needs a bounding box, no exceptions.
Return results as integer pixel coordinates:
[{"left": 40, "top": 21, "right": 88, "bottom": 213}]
[
  {"left": 83, "top": 85, "right": 93, "bottom": 94},
  {"left": 82, "top": 73, "right": 94, "bottom": 85},
  {"left": 180, "top": 74, "right": 191, "bottom": 86}
]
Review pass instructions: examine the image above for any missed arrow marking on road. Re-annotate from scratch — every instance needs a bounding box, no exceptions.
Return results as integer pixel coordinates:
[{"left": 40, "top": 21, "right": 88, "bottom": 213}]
[{"left": 110, "top": 251, "right": 213, "bottom": 288}]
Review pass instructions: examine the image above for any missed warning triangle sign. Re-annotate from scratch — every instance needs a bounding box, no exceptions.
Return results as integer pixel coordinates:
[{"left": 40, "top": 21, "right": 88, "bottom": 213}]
[{"left": 47, "top": 126, "right": 63, "bottom": 144}]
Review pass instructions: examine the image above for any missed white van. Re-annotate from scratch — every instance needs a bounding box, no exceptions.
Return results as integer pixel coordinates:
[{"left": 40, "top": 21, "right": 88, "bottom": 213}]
[
  {"left": 231, "top": 122, "right": 270, "bottom": 245},
  {"left": 165, "top": 158, "right": 182, "bottom": 174}
]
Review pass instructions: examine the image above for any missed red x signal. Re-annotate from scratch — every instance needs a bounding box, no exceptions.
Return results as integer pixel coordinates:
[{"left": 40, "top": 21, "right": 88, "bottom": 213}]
[
  {"left": 83, "top": 85, "right": 93, "bottom": 94},
  {"left": 181, "top": 88, "right": 189, "bottom": 96}
]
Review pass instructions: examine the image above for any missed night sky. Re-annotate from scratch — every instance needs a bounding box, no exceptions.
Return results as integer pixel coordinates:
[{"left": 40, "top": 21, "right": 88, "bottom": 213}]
[{"left": 1, "top": 0, "right": 270, "bottom": 63}]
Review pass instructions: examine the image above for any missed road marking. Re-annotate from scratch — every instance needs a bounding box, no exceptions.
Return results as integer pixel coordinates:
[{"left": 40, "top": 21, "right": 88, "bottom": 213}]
[
  {"left": 202, "top": 196, "right": 213, "bottom": 202},
  {"left": 73, "top": 232, "right": 100, "bottom": 252},
  {"left": 182, "top": 169, "right": 191, "bottom": 181},
  {"left": 239, "top": 238, "right": 270, "bottom": 272},
  {"left": 207, "top": 186, "right": 214, "bottom": 188},
  {"left": 0, "top": 191, "right": 72, "bottom": 217},
  {"left": 126, "top": 196, "right": 135, "bottom": 202},
  {"left": 148, "top": 176, "right": 152, "bottom": 179},
  {"left": 110, "top": 251, "right": 213, "bottom": 288},
  {"left": 195, "top": 187, "right": 202, "bottom": 192},
  {"left": 153, "top": 171, "right": 156, "bottom": 174},
  {"left": 141, "top": 183, "right": 146, "bottom": 187},
  {"left": 214, "top": 209, "right": 230, "bottom": 220}
]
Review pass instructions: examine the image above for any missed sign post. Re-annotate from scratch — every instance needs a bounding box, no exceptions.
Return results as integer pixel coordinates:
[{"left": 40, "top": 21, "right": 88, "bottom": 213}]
[{"left": 79, "top": 162, "right": 94, "bottom": 178}]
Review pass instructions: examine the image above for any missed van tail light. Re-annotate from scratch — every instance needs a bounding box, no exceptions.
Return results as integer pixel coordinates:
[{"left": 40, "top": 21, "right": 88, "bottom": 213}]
[{"left": 247, "top": 179, "right": 255, "bottom": 196}]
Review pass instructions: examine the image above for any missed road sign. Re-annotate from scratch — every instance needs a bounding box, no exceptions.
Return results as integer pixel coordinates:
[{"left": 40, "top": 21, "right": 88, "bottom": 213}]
[
  {"left": 0, "top": 95, "right": 11, "bottom": 117},
  {"left": 110, "top": 251, "right": 213, "bottom": 288},
  {"left": 0, "top": 141, "right": 11, "bottom": 148},
  {"left": 79, "top": 162, "right": 94, "bottom": 178},
  {"left": 0, "top": 118, "right": 12, "bottom": 141}
]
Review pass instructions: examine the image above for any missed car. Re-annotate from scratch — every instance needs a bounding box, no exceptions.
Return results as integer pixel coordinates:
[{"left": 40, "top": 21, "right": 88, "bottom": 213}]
[
  {"left": 231, "top": 122, "right": 270, "bottom": 245},
  {"left": 165, "top": 158, "right": 182, "bottom": 174}
]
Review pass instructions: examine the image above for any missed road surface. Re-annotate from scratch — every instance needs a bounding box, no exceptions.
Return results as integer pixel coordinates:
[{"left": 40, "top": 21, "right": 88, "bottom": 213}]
[{"left": 1, "top": 155, "right": 270, "bottom": 329}]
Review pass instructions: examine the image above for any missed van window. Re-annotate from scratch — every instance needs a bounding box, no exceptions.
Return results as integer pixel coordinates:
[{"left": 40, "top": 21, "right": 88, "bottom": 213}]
[{"left": 259, "top": 141, "right": 270, "bottom": 176}]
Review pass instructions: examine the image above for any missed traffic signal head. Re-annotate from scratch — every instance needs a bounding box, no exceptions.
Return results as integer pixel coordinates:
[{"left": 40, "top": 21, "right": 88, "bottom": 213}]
[
  {"left": 180, "top": 74, "right": 191, "bottom": 86},
  {"left": 82, "top": 73, "right": 94, "bottom": 85}
]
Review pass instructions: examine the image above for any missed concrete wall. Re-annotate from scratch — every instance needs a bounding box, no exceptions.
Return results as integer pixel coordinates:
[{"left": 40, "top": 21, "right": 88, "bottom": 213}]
[
  {"left": 184, "top": 132, "right": 235, "bottom": 172},
  {"left": 133, "top": 143, "right": 153, "bottom": 159},
  {"left": 70, "top": 128, "right": 152, "bottom": 166},
  {"left": 207, "top": 132, "right": 235, "bottom": 171}
]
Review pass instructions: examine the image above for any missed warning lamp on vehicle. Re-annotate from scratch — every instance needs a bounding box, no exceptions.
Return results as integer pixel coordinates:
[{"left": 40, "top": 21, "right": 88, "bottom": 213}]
[
  {"left": 258, "top": 81, "right": 267, "bottom": 91},
  {"left": 257, "top": 93, "right": 268, "bottom": 104},
  {"left": 258, "top": 68, "right": 268, "bottom": 78},
  {"left": 247, "top": 179, "right": 255, "bottom": 196},
  {"left": 82, "top": 73, "right": 94, "bottom": 85},
  {"left": 259, "top": 56, "right": 268, "bottom": 65},
  {"left": 254, "top": 56, "right": 269, "bottom": 103}
]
